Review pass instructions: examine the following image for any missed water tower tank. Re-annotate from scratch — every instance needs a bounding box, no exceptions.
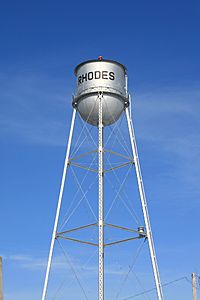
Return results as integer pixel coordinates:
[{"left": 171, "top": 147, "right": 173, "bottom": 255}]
[{"left": 72, "top": 57, "right": 129, "bottom": 126}]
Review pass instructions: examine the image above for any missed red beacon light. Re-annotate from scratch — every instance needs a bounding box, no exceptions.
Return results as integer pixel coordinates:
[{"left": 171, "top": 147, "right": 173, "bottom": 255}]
[{"left": 98, "top": 56, "right": 103, "bottom": 60}]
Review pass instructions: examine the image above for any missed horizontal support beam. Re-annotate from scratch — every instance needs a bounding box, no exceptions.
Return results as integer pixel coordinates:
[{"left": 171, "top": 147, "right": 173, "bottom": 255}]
[
  {"left": 56, "top": 235, "right": 98, "bottom": 247},
  {"left": 69, "top": 162, "right": 97, "bottom": 172},
  {"left": 105, "top": 223, "right": 146, "bottom": 236},
  {"left": 104, "top": 236, "right": 144, "bottom": 247},
  {"left": 69, "top": 149, "right": 132, "bottom": 163},
  {"left": 57, "top": 223, "right": 97, "bottom": 235},
  {"left": 104, "top": 149, "right": 133, "bottom": 161},
  {"left": 56, "top": 223, "right": 146, "bottom": 248},
  {"left": 69, "top": 149, "right": 98, "bottom": 162},
  {"left": 104, "top": 161, "right": 134, "bottom": 173},
  {"left": 56, "top": 235, "right": 146, "bottom": 247},
  {"left": 69, "top": 161, "right": 134, "bottom": 173}
]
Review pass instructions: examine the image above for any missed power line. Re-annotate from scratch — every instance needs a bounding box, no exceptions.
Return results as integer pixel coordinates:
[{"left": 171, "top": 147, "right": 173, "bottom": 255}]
[{"left": 122, "top": 277, "right": 190, "bottom": 299}]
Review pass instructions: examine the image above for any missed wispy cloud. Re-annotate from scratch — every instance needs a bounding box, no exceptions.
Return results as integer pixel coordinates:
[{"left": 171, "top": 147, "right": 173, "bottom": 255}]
[
  {"left": 131, "top": 85, "right": 200, "bottom": 188},
  {"left": 3, "top": 254, "right": 47, "bottom": 270},
  {"left": 3, "top": 252, "right": 127, "bottom": 277},
  {"left": 0, "top": 71, "right": 72, "bottom": 146},
  {"left": 4, "top": 291, "right": 41, "bottom": 300},
  {"left": 134, "top": 86, "right": 200, "bottom": 142}
]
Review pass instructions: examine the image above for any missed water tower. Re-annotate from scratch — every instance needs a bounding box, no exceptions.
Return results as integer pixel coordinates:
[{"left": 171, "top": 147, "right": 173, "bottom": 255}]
[{"left": 41, "top": 57, "right": 164, "bottom": 300}]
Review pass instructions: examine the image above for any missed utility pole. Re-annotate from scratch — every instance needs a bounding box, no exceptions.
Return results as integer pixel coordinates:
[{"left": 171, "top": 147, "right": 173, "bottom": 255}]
[
  {"left": 192, "top": 272, "right": 197, "bottom": 300},
  {"left": 0, "top": 256, "right": 3, "bottom": 300}
]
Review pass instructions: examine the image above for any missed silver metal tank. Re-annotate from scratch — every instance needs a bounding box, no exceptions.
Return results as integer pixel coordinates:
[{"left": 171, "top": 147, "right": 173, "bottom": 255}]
[{"left": 73, "top": 57, "right": 129, "bottom": 126}]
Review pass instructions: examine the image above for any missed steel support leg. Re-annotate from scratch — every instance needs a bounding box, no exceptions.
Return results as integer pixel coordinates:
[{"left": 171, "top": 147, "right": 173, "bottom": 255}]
[
  {"left": 98, "top": 94, "right": 104, "bottom": 300},
  {"left": 41, "top": 109, "right": 77, "bottom": 300},
  {"left": 126, "top": 108, "right": 164, "bottom": 300}
]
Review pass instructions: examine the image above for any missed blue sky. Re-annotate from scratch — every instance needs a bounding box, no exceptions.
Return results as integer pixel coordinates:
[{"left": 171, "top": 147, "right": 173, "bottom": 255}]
[{"left": 0, "top": 0, "right": 200, "bottom": 299}]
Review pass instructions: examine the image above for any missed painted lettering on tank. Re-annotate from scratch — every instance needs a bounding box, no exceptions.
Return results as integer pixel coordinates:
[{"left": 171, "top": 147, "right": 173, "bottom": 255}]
[
  {"left": 102, "top": 71, "right": 108, "bottom": 79},
  {"left": 78, "top": 71, "right": 115, "bottom": 85},
  {"left": 88, "top": 72, "right": 93, "bottom": 80},
  {"left": 95, "top": 71, "right": 101, "bottom": 79},
  {"left": 109, "top": 72, "right": 115, "bottom": 80}
]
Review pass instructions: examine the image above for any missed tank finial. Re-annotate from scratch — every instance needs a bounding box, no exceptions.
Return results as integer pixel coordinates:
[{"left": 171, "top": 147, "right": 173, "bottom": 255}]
[{"left": 98, "top": 56, "right": 103, "bottom": 60}]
